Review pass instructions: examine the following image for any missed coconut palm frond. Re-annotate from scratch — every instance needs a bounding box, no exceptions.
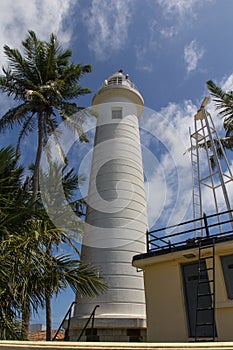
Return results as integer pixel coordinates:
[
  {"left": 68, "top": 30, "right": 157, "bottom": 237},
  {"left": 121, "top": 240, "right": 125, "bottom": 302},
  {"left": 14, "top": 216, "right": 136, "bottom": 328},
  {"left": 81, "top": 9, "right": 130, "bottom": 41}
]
[
  {"left": 0, "top": 103, "right": 33, "bottom": 132},
  {"left": 206, "top": 80, "right": 233, "bottom": 120},
  {"left": 15, "top": 114, "right": 35, "bottom": 159}
]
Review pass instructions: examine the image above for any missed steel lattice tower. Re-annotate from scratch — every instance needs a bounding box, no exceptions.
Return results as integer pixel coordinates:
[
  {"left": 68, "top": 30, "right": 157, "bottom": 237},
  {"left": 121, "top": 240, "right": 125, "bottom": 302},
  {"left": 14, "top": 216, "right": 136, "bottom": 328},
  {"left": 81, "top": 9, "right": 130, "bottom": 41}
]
[{"left": 190, "top": 97, "right": 233, "bottom": 236}]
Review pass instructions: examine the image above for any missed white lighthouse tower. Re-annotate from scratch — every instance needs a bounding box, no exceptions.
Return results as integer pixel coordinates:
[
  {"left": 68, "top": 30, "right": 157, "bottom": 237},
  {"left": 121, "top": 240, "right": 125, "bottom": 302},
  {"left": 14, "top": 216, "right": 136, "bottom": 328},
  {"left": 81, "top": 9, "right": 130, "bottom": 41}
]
[{"left": 71, "top": 71, "right": 148, "bottom": 342}]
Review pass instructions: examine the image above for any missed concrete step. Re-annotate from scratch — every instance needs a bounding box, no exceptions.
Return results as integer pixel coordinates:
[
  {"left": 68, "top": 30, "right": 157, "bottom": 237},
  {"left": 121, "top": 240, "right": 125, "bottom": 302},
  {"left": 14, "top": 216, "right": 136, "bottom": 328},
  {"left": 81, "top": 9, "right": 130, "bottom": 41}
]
[{"left": 2, "top": 341, "right": 233, "bottom": 350}]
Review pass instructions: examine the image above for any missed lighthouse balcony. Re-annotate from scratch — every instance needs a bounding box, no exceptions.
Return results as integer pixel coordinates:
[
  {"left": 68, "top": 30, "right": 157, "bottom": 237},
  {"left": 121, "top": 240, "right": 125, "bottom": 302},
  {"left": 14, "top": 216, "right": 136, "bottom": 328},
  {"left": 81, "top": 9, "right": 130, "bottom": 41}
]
[{"left": 103, "top": 75, "right": 139, "bottom": 92}]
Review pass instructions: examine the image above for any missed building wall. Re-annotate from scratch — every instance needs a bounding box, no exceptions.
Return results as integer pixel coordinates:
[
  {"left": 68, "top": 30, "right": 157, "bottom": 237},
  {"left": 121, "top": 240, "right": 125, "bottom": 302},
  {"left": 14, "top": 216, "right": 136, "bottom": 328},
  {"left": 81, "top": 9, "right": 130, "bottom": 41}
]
[
  {"left": 144, "top": 257, "right": 188, "bottom": 342},
  {"left": 134, "top": 240, "right": 233, "bottom": 342},
  {"left": 215, "top": 254, "right": 233, "bottom": 341}
]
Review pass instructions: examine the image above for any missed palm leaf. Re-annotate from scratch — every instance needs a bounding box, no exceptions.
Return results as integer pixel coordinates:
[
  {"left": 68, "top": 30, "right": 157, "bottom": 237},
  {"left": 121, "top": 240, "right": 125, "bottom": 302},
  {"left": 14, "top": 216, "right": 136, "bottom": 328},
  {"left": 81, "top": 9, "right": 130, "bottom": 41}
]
[
  {"left": 46, "top": 255, "right": 107, "bottom": 297},
  {"left": 15, "top": 114, "right": 35, "bottom": 159},
  {"left": 0, "top": 103, "right": 34, "bottom": 132},
  {"left": 206, "top": 80, "right": 233, "bottom": 119}
]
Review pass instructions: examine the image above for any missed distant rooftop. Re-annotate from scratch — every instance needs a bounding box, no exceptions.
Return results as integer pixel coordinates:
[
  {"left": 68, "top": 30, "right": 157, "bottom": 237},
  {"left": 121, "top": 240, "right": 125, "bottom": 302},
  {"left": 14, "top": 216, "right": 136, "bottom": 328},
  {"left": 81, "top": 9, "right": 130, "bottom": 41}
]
[{"left": 28, "top": 330, "right": 64, "bottom": 341}]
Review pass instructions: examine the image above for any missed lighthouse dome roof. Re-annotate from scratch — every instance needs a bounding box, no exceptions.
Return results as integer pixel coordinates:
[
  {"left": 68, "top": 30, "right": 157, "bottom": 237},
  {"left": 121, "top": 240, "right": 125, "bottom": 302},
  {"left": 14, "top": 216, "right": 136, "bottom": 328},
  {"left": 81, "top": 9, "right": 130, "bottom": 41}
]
[{"left": 107, "top": 70, "right": 124, "bottom": 79}]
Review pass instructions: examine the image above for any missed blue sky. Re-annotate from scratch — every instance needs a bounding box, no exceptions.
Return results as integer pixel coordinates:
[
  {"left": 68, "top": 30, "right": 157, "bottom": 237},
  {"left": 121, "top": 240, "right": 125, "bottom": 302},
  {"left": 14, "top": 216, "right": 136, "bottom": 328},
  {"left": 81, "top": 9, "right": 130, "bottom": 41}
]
[{"left": 1, "top": 0, "right": 233, "bottom": 329}]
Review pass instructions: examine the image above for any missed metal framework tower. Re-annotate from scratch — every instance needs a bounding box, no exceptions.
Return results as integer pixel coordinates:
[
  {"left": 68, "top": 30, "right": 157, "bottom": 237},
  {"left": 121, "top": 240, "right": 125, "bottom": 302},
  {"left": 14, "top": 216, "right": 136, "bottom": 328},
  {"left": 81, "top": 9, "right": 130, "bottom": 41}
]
[{"left": 190, "top": 97, "right": 233, "bottom": 236}]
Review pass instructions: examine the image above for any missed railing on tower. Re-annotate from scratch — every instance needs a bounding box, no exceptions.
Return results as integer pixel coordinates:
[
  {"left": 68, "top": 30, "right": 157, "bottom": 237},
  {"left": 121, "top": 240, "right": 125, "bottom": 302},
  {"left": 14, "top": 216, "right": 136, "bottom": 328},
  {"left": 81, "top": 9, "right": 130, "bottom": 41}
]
[
  {"left": 77, "top": 305, "right": 100, "bottom": 341},
  {"left": 145, "top": 209, "right": 233, "bottom": 255},
  {"left": 52, "top": 301, "right": 77, "bottom": 341},
  {"left": 103, "top": 76, "right": 138, "bottom": 91}
]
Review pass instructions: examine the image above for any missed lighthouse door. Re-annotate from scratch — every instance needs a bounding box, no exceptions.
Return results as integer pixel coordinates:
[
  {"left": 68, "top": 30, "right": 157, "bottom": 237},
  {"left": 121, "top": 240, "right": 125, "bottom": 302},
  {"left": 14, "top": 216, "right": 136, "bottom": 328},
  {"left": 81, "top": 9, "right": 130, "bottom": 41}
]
[{"left": 182, "top": 260, "right": 214, "bottom": 338}]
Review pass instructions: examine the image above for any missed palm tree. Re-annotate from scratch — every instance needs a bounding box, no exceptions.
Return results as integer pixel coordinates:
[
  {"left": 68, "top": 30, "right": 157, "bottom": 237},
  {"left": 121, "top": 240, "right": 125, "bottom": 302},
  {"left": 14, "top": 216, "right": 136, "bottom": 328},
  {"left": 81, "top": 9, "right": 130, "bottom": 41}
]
[
  {"left": 0, "top": 146, "right": 44, "bottom": 339},
  {"left": 0, "top": 30, "right": 91, "bottom": 203},
  {"left": 20, "top": 160, "right": 106, "bottom": 341},
  {"left": 42, "top": 253, "right": 106, "bottom": 341},
  {"left": 0, "top": 146, "right": 22, "bottom": 339},
  {"left": 0, "top": 148, "right": 106, "bottom": 340},
  {"left": 0, "top": 32, "right": 106, "bottom": 340},
  {"left": 206, "top": 80, "right": 233, "bottom": 150},
  {"left": 37, "top": 162, "right": 93, "bottom": 341}
]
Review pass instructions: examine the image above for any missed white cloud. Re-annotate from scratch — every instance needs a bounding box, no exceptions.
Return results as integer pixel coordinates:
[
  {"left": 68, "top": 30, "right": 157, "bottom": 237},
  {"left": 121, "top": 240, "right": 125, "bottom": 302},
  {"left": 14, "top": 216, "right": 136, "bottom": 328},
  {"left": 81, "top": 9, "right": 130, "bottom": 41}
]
[
  {"left": 135, "top": 19, "right": 158, "bottom": 72},
  {"left": 157, "top": 0, "right": 214, "bottom": 41},
  {"left": 184, "top": 39, "right": 205, "bottom": 74},
  {"left": 135, "top": 1, "right": 211, "bottom": 73},
  {"left": 148, "top": 19, "right": 158, "bottom": 49},
  {"left": 135, "top": 45, "right": 154, "bottom": 72},
  {"left": 83, "top": 0, "right": 132, "bottom": 61},
  {"left": 0, "top": 0, "right": 74, "bottom": 66},
  {"left": 160, "top": 26, "right": 177, "bottom": 38},
  {"left": 157, "top": 0, "right": 209, "bottom": 18},
  {"left": 221, "top": 73, "right": 233, "bottom": 91},
  {"left": 140, "top": 101, "right": 197, "bottom": 229}
]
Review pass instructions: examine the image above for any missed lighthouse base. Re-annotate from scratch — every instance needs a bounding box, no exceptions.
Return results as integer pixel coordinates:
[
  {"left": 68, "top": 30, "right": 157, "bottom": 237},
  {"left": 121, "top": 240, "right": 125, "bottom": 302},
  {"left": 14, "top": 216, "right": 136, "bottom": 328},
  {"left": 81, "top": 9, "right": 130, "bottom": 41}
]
[{"left": 65, "top": 317, "right": 147, "bottom": 342}]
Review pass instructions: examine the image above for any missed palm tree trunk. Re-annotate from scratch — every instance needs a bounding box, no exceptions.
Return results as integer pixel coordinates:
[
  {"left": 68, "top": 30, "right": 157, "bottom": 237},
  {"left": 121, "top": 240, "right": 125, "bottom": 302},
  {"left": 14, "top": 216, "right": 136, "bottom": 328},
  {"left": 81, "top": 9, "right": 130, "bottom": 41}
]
[
  {"left": 32, "top": 112, "right": 43, "bottom": 204},
  {"left": 21, "top": 295, "right": 30, "bottom": 340},
  {"left": 45, "top": 288, "right": 52, "bottom": 341},
  {"left": 45, "top": 241, "right": 52, "bottom": 341}
]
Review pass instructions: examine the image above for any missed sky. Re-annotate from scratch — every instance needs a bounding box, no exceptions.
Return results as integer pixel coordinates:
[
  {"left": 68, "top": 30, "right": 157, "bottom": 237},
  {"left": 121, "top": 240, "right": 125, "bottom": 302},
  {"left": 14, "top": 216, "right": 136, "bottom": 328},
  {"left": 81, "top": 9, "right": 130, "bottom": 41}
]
[{"left": 1, "top": 0, "right": 233, "bottom": 329}]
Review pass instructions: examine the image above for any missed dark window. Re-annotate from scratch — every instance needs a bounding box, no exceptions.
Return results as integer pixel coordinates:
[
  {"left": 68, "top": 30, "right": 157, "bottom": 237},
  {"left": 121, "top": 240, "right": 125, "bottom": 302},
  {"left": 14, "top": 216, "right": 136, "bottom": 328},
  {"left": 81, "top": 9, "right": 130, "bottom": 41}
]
[
  {"left": 112, "top": 107, "right": 122, "bottom": 119},
  {"left": 221, "top": 254, "right": 233, "bottom": 299}
]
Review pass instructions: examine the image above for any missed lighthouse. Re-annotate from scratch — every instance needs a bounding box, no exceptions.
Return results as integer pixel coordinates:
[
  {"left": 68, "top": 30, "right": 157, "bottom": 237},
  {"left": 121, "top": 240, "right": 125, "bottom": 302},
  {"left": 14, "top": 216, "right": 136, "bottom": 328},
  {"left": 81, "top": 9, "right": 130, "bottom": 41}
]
[{"left": 70, "top": 71, "right": 148, "bottom": 342}]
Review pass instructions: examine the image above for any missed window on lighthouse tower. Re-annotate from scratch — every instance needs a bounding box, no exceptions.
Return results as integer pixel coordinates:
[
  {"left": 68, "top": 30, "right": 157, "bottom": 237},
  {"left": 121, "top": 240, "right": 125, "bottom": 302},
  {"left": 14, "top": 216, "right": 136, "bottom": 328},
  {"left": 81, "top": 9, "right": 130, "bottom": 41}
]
[{"left": 112, "top": 107, "right": 122, "bottom": 119}]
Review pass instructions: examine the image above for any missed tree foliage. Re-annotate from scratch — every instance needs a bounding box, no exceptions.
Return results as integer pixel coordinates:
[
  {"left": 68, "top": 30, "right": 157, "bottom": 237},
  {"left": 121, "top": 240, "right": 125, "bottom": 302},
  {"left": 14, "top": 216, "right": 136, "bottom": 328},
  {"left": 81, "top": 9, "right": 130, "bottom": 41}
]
[
  {"left": 0, "top": 31, "right": 106, "bottom": 341},
  {"left": 206, "top": 80, "right": 233, "bottom": 150},
  {"left": 0, "top": 147, "right": 106, "bottom": 340},
  {"left": 0, "top": 30, "right": 91, "bottom": 202}
]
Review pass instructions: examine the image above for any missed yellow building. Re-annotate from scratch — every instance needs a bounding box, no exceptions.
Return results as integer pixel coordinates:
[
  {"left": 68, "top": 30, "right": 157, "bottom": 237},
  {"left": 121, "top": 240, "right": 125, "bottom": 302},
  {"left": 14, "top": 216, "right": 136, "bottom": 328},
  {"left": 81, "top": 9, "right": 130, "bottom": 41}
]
[{"left": 133, "top": 211, "right": 233, "bottom": 342}]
